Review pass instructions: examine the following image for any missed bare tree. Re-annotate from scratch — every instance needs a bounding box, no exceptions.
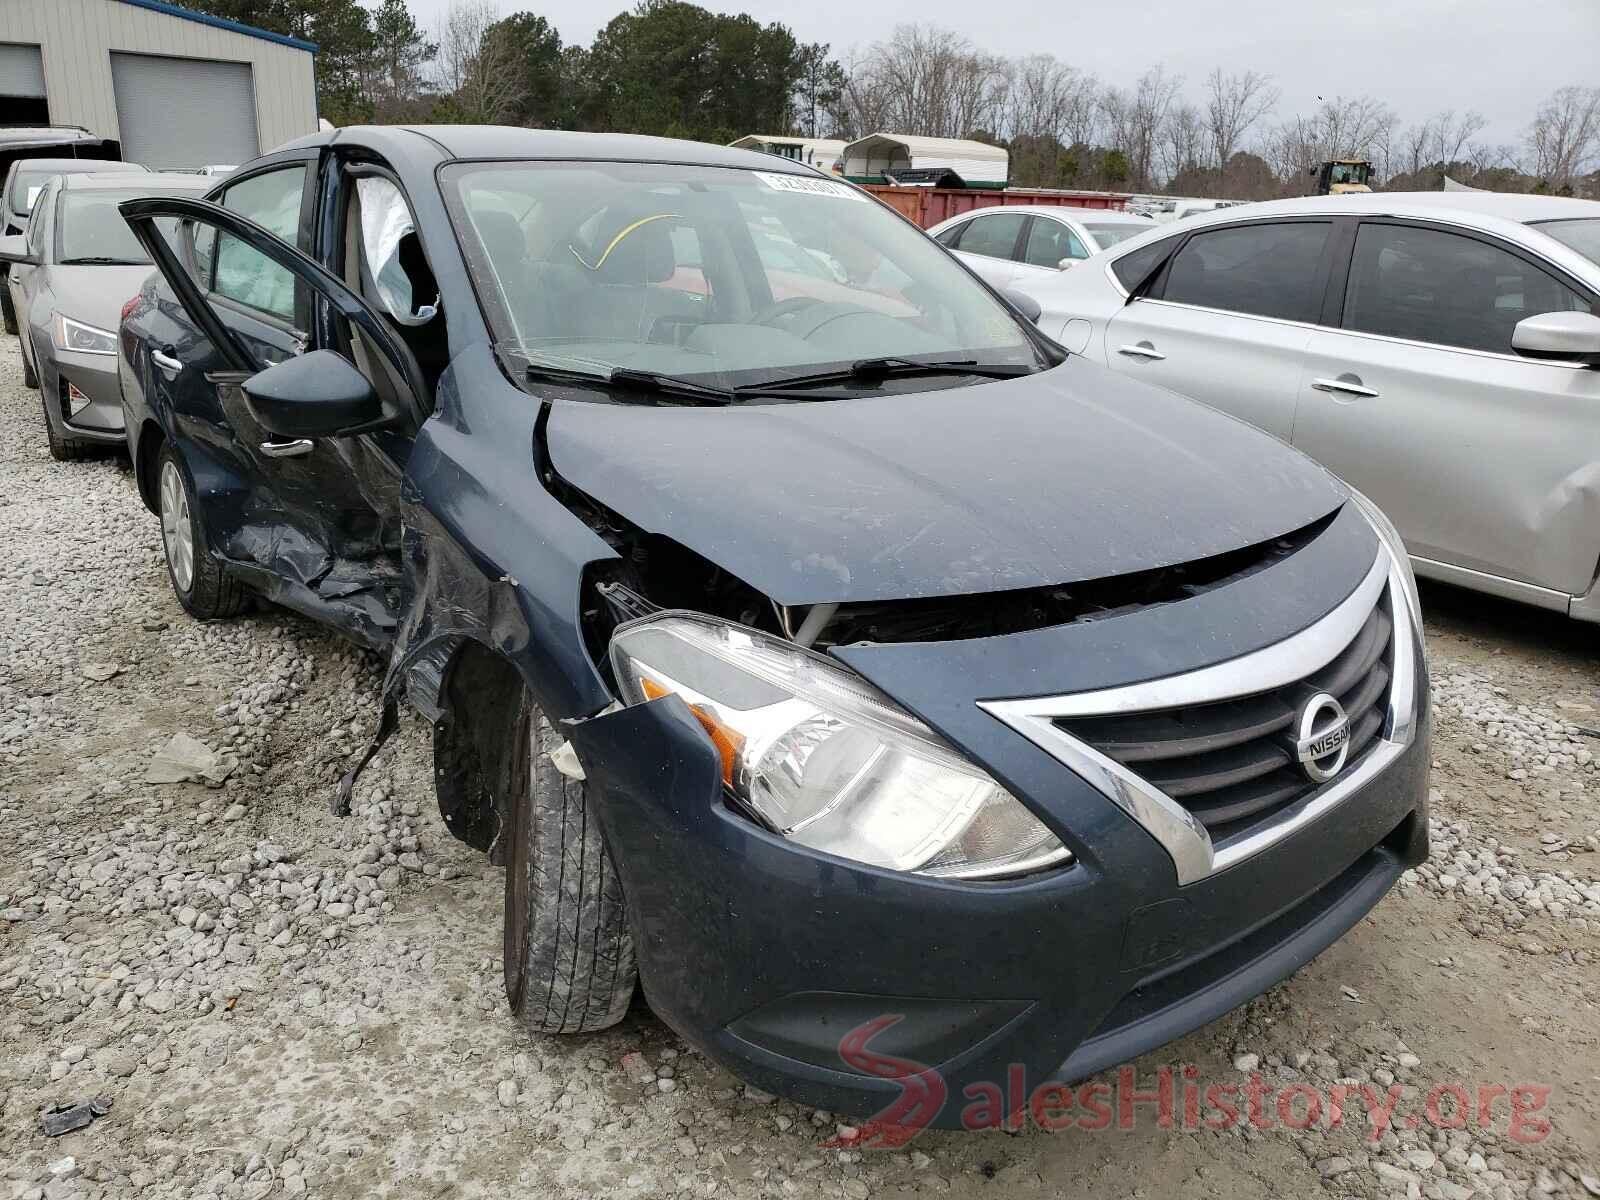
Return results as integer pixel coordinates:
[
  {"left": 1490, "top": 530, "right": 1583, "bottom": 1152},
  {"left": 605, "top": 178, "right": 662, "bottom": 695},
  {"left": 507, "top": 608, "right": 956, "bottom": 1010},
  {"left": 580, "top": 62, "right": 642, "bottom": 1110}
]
[
  {"left": 1159, "top": 102, "right": 1206, "bottom": 185},
  {"left": 1204, "top": 68, "right": 1278, "bottom": 170},
  {"left": 1526, "top": 86, "right": 1600, "bottom": 188},
  {"left": 1102, "top": 66, "right": 1183, "bottom": 190},
  {"left": 436, "top": 0, "right": 528, "bottom": 125},
  {"left": 844, "top": 25, "right": 1010, "bottom": 140}
]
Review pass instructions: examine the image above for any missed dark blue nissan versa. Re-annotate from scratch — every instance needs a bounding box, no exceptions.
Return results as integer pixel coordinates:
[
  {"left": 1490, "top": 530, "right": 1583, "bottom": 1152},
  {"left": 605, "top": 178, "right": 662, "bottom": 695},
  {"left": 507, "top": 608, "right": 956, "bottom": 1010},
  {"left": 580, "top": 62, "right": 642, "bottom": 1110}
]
[{"left": 115, "top": 126, "right": 1429, "bottom": 1128}]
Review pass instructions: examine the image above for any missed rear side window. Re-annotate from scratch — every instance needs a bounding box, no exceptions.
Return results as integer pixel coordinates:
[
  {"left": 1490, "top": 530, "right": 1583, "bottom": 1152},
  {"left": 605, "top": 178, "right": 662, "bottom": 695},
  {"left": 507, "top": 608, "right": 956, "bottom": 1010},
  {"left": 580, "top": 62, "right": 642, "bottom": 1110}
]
[
  {"left": 1021, "top": 218, "right": 1088, "bottom": 267},
  {"left": 1162, "top": 221, "right": 1331, "bottom": 323},
  {"left": 1344, "top": 222, "right": 1591, "bottom": 354},
  {"left": 956, "top": 212, "right": 1026, "bottom": 260},
  {"left": 1111, "top": 237, "right": 1175, "bottom": 292}
]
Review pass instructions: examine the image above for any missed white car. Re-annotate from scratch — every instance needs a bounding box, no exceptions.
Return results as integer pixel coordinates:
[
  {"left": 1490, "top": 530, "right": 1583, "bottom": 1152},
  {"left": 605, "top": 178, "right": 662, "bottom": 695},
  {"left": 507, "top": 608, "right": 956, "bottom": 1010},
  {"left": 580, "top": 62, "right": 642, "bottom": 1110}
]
[
  {"left": 927, "top": 205, "right": 1155, "bottom": 290},
  {"left": 1018, "top": 191, "right": 1600, "bottom": 620}
]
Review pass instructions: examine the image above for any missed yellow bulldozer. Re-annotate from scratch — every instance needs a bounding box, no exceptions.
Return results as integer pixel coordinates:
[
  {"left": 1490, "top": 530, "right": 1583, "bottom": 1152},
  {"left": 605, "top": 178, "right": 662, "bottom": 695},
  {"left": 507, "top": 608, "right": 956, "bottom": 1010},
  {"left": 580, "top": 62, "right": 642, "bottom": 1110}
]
[{"left": 1311, "top": 159, "right": 1374, "bottom": 194}]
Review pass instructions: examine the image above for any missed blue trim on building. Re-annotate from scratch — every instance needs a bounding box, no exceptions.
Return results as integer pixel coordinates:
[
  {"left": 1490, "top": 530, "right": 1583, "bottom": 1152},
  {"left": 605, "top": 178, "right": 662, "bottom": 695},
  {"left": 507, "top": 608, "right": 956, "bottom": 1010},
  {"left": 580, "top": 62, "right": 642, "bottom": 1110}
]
[{"left": 115, "top": 0, "right": 319, "bottom": 53}]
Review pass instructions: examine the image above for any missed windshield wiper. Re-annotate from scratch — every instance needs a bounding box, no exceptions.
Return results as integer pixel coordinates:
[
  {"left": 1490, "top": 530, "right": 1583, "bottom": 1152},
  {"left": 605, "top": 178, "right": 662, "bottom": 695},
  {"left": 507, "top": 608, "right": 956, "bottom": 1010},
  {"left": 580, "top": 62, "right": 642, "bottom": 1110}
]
[
  {"left": 59, "top": 256, "right": 146, "bottom": 265},
  {"left": 525, "top": 362, "right": 733, "bottom": 406},
  {"left": 735, "top": 356, "right": 1035, "bottom": 393}
]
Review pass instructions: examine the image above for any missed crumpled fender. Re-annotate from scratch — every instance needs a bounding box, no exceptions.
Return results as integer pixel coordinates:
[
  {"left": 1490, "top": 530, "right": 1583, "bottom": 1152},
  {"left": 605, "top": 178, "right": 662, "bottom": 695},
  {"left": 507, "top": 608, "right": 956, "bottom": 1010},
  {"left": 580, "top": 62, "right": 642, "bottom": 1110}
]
[{"left": 383, "top": 348, "right": 620, "bottom": 722}]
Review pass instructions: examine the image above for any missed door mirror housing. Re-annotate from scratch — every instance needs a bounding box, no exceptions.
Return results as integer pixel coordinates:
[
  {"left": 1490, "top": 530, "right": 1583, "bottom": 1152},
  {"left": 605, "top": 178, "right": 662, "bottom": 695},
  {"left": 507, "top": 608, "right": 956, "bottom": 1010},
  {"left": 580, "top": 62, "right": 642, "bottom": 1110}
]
[
  {"left": 1000, "top": 287, "right": 1043, "bottom": 325},
  {"left": 1511, "top": 310, "right": 1600, "bottom": 366},
  {"left": 242, "top": 350, "right": 385, "bottom": 438},
  {"left": 1057, "top": 258, "right": 1078, "bottom": 271},
  {"left": 0, "top": 234, "right": 38, "bottom": 266}
]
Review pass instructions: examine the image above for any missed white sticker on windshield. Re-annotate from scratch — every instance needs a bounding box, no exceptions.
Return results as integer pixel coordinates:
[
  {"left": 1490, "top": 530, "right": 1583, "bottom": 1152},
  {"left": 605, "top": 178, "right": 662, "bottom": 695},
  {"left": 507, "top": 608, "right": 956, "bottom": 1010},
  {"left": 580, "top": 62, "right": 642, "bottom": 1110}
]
[
  {"left": 753, "top": 172, "right": 867, "bottom": 202},
  {"left": 26, "top": 186, "right": 41, "bottom": 209}
]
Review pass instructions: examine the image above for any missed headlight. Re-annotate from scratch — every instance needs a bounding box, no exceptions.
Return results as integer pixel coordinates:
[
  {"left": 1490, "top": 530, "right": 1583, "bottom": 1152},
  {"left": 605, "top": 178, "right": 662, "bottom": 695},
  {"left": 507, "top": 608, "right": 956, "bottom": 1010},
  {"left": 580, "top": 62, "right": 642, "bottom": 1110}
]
[
  {"left": 54, "top": 315, "right": 116, "bottom": 356},
  {"left": 610, "top": 613, "right": 1071, "bottom": 880},
  {"left": 1347, "top": 486, "right": 1421, "bottom": 626}
]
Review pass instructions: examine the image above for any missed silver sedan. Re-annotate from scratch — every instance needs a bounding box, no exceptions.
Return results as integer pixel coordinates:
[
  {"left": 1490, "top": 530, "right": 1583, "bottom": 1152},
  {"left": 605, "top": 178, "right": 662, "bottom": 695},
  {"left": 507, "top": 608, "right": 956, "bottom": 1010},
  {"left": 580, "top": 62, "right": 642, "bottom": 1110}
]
[
  {"left": 1014, "top": 192, "right": 1600, "bottom": 622},
  {"left": 0, "top": 171, "right": 209, "bottom": 459}
]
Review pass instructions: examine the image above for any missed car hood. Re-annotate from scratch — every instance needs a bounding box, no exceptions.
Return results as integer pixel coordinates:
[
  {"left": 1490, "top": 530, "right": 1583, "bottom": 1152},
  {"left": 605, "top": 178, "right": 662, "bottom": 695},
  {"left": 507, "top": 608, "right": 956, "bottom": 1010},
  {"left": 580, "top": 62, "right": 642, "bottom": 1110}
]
[
  {"left": 545, "top": 356, "right": 1347, "bottom": 606},
  {"left": 48, "top": 265, "right": 158, "bottom": 332}
]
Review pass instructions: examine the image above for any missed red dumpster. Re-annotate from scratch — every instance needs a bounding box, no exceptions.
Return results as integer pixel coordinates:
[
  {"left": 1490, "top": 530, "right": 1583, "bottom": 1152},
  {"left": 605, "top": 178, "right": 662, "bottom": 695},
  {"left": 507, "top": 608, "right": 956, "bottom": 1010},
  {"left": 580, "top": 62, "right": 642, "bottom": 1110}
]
[{"left": 861, "top": 186, "right": 1130, "bottom": 229}]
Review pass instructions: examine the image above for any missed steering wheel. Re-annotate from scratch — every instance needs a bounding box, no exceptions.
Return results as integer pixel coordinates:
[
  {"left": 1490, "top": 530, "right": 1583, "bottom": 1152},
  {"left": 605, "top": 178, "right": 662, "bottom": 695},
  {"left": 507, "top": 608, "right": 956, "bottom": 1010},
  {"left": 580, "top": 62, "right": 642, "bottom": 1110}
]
[{"left": 753, "top": 295, "right": 825, "bottom": 327}]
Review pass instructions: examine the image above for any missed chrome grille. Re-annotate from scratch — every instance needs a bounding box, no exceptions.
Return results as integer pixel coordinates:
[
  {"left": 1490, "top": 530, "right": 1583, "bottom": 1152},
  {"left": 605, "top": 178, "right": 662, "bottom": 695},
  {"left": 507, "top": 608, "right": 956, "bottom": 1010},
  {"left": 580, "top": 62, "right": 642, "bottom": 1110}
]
[
  {"left": 1055, "top": 597, "right": 1392, "bottom": 841},
  {"left": 978, "top": 550, "right": 1418, "bottom": 885}
]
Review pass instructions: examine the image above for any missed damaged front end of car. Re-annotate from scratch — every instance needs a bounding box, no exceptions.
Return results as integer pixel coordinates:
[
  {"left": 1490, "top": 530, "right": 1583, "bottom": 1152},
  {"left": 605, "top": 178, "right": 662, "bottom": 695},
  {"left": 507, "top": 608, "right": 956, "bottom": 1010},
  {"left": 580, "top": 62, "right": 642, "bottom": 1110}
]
[{"left": 370, "top": 346, "right": 1430, "bottom": 1126}]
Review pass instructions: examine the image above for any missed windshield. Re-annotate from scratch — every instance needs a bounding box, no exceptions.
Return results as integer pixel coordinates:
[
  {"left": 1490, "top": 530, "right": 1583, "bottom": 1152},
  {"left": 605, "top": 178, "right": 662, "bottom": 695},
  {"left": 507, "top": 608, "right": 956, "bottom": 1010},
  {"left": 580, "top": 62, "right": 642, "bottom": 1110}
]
[
  {"left": 441, "top": 160, "right": 1045, "bottom": 396},
  {"left": 1083, "top": 222, "right": 1149, "bottom": 250},
  {"left": 56, "top": 188, "right": 198, "bottom": 264},
  {"left": 1530, "top": 219, "right": 1600, "bottom": 267}
]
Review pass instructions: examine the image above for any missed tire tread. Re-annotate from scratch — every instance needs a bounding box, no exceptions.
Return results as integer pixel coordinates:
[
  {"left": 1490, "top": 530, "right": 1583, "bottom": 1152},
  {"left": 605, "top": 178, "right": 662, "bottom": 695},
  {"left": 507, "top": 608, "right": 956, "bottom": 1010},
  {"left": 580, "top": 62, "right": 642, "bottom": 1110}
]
[{"left": 508, "top": 714, "right": 636, "bottom": 1034}]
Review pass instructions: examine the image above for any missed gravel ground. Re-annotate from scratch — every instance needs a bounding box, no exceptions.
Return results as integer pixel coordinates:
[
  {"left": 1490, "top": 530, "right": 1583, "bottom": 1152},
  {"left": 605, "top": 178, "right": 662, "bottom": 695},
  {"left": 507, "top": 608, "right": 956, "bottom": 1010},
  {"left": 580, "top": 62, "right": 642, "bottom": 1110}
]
[{"left": 1, "top": 334, "right": 1597, "bottom": 1199}]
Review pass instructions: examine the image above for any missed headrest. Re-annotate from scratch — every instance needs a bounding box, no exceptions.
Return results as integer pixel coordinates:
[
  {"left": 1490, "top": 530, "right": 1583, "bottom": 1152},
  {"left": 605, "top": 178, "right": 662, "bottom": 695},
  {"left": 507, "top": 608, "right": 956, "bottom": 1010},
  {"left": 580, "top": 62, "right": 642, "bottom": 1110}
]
[{"left": 472, "top": 209, "right": 526, "bottom": 267}]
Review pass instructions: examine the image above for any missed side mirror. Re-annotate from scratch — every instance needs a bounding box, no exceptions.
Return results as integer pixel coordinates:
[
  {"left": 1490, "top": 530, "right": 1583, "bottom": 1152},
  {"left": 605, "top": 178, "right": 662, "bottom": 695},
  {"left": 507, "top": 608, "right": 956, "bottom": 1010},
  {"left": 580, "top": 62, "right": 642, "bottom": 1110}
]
[
  {"left": 1511, "top": 311, "right": 1600, "bottom": 366},
  {"left": 0, "top": 234, "right": 37, "bottom": 266},
  {"left": 1057, "top": 258, "right": 1078, "bottom": 271},
  {"left": 242, "top": 350, "right": 384, "bottom": 438},
  {"left": 1000, "top": 286, "right": 1043, "bottom": 325}
]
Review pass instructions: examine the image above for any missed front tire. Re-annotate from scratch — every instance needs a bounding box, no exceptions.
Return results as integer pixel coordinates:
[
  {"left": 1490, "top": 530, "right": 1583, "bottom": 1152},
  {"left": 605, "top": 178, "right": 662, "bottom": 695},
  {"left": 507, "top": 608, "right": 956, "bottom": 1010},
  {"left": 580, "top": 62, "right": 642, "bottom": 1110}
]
[
  {"left": 2, "top": 287, "right": 17, "bottom": 336},
  {"left": 21, "top": 335, "right": 37, "bottom": 389},
  {"left": 157, "top": 444, "right": 244, "bottom": 619},
  {"left": 503, "top": 706, "right": 636, "bottom": 1034},
  {"left": 42, "top": 390, "right": 91, "bottom": 462}
]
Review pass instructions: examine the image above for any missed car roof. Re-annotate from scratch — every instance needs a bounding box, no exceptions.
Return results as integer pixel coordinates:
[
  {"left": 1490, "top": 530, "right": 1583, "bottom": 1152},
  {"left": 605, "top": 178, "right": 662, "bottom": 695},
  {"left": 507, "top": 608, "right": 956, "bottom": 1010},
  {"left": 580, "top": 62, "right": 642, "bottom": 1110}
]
[
  {"left": 1170, "top": 191, "right": 1598, "bottom": 228},
  {"left": 8, "top": 157, "right": 126, "bottom": 174},
  {"left": 279, "top": 124, "right": 803, "bottom": 174},
  {"left": 59, "top": 171, "right": 207, "bottom": 190},
  {"left": 0, "top": 126, "right": 102, "bottom": 145},
  {"left": 928, "top": 204, "right": 1153, "bottom": 230}
]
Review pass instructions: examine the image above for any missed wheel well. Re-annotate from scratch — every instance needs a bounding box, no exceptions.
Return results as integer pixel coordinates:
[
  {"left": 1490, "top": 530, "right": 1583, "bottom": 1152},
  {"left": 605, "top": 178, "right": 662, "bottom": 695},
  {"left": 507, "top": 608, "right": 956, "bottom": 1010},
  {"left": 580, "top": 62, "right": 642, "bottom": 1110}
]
[
  {"left": 432, "top": 639, "right": 528, "bottom": 859},
  {"left": 136, "top": 420, "right": 165, "bottom": 514}
]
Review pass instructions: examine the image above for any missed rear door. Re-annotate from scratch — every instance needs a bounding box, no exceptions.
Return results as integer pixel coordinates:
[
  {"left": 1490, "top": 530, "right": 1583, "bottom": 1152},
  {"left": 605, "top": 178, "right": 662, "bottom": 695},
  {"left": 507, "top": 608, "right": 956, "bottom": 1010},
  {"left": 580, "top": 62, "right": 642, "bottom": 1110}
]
[
  {"left": 1102, "top": 218, "right": 1336, "bottom": 442},
  {"left": 121, "top": 193, "right": 429, "bottom": 648},
  {"left": 1292, "top": 218, "right": 1600, "bottom": 598},
  {"left": 939, "top": 210, "right": 1027, "bottom": 288}
]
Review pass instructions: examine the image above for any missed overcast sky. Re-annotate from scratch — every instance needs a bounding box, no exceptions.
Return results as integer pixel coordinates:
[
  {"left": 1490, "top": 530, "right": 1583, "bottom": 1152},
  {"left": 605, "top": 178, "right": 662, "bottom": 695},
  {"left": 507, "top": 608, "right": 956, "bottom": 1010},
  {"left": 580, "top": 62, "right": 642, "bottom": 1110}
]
[{"left": 401, "top": 0, "right": 1597, "bottom": 149}]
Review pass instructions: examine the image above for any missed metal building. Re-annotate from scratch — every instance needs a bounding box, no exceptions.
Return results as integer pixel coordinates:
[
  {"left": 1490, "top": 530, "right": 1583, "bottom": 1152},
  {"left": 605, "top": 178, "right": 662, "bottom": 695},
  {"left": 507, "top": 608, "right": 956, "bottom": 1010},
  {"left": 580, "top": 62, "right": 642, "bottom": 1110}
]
[
  {"left": 839, "top": 134, "right": 1009, "bottom": 189},
  {"left": 0, "top": 0, "right": 317, "bottom": 169},
  {"left": 726, "top": 135, "right": 847, "bottom": 174}
]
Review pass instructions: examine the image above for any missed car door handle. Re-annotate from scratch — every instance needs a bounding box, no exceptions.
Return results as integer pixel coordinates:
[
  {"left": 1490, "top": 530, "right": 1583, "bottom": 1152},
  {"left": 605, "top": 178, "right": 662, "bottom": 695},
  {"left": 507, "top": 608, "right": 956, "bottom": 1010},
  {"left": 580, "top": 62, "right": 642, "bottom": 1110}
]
[
  {"left": 260, "top": 439, "right": 314, "bottom": 458},
  {"left": 151, "top": 348, "right": 183, "bottom": 376},
  {"left": 1117, "top": 342, "right": 1166, "bottom": 360},
  {"left": 1311, "top": 375, "right": 1379, "bottom": 398}
]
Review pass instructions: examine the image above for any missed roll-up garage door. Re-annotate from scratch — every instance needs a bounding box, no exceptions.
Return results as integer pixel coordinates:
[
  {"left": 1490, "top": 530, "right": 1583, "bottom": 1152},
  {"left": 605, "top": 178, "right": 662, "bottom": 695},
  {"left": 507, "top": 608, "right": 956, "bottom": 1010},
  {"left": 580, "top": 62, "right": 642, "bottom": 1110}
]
[
  {"left": 0, "top": 44, "right": 46, "bottom": 98},
  {"left": 110, "top": 52, "right": 258, "bottom": 169}
]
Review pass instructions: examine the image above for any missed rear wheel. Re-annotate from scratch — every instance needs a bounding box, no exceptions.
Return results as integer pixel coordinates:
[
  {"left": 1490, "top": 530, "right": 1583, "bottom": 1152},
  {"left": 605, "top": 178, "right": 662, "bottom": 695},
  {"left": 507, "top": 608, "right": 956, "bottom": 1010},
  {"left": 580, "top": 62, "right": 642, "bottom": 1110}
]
[
  {"left": 157, "top": 444, "right": 244, "bottom": 619},
  {"left": 503, "top": 704, "right": 636, "bottom": 1034}
]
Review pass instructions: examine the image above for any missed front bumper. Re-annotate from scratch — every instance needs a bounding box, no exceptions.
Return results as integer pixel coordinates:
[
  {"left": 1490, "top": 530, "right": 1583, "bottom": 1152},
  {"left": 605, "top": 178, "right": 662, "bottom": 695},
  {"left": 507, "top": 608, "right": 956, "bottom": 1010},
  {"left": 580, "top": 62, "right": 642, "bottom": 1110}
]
[
  {"left": 44, "top": 349, "right": 126, "bottom": 443},
  {"left": 566, "top": 507, "right": 1430, "bottom": 1128}
]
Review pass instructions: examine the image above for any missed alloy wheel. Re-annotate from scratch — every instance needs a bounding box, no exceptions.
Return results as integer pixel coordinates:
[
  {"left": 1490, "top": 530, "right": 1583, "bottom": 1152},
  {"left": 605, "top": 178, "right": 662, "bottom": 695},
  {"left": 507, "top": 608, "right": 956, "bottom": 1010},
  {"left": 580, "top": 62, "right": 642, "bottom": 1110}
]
[{"left": 159, "top": 459, "right": 195, "bottom": 594}]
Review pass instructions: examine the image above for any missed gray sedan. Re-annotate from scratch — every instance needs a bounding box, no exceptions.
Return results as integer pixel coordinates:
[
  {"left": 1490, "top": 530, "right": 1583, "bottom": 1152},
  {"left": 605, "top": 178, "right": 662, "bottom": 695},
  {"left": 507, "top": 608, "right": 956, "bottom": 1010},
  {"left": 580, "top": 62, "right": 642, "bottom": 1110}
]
[
  {"left": 0, "top": 171, "right": 208, "bottom": 459},
  {"left": 1017, "top": 192, "right": 1600, "bottom": 622}
]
